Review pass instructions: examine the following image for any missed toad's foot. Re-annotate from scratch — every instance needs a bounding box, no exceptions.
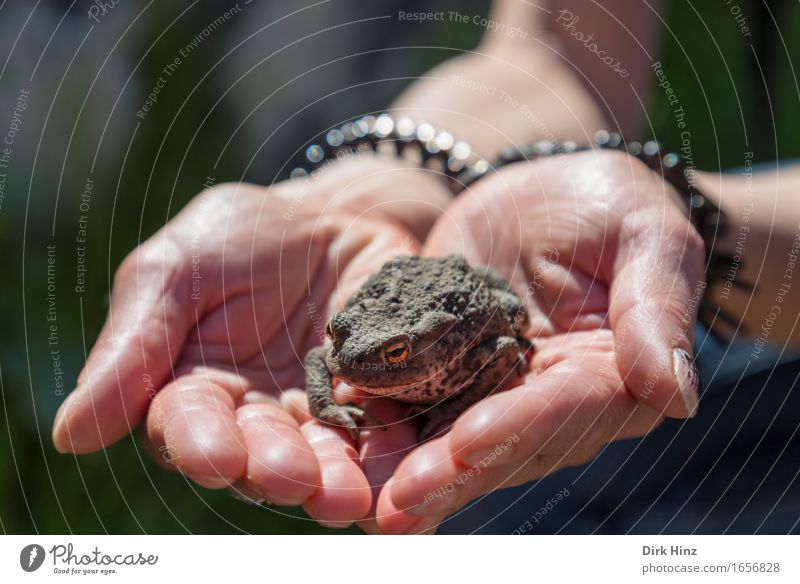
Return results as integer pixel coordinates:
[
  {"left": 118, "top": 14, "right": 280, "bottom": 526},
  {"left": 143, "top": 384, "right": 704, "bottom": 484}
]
[{"left": 316, "top": 402, "right": 386, "bottom": 440}]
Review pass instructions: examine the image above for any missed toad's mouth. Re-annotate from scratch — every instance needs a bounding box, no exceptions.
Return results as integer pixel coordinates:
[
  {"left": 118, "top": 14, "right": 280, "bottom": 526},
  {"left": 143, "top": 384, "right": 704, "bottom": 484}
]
[
  {"left": 345, "top": 382, "right": 420, "bottom": 397},
  {"left": 336, "top": 374, "right": 426, "bottom": 393},
  {"left": 334, "top": 364, "right": 448, "bottom": 394}
]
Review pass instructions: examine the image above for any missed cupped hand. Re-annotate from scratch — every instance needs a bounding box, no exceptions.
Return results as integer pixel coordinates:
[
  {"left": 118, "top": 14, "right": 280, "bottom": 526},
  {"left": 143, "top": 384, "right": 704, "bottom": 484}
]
[
  {"left": 374, "top": 149, "right": 706, "bottom": 533},
  {"left": 51, "top": 155, "right": 449, "bottom": 523}
]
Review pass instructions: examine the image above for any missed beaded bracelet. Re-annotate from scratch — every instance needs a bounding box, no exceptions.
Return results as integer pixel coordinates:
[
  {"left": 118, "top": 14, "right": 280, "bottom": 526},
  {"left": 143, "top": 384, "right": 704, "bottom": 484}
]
[
  {"left": 290, "top": 114, "right": 486, "bottom": 194},
  {"left": 293, "top": 114, "right": 745, "bottom": 331}
]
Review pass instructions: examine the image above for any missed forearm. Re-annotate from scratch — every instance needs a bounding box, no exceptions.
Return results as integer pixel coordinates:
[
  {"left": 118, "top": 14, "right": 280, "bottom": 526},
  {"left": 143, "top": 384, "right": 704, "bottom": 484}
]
[
  {"left": 697, "top": 164, "right": 800, "bottom": 347},
  {"left": 392, "top": 0, "right": 662, "bottom": 158},
  {"left": 391, "top": 0, "right": 605, "bottom": 159}
]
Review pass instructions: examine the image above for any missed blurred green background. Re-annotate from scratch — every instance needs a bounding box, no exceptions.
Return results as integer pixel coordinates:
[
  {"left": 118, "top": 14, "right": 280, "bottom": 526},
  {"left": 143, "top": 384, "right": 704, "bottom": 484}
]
[{"left": 0, "top": 0, "right": 797, "bottom": 534}]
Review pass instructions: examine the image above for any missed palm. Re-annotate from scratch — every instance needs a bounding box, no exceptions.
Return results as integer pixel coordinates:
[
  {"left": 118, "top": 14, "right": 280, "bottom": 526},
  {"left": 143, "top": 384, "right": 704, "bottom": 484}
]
[
  {"left": 372, "top": 152, "right": 706, "bottom": 533},
  {"left": 433, "top": 195, "right": 640, "bottom": 480},
  {"left": 170, "top": 186, "right": 377, "bottom": 393},
  {"left": 166, "top": 186, "right": 427, "bottom": 499},
  {"left": 52, "top": 157, "right": 450, "bottom": 519}
]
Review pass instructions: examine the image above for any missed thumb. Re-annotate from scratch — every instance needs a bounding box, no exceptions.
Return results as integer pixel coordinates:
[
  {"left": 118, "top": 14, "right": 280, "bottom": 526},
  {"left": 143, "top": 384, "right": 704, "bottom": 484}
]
[
  {"left": 52, "top": 236, "right": 191, "bottom": 453},
  {"left": 609, "top": 205, "right": 706, "bottom": 419},
  {"left": 324, "top": 214, "right": 422, "bottom": 314}
]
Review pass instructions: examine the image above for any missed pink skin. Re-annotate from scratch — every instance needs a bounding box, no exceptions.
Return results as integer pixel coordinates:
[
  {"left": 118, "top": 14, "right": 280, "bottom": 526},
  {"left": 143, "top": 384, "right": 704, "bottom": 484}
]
[
  {"left": 52, "top": 150, "right": 702, "bottom": 533},
  {"left": 375, "top": 151, "right": 705, "bottom": 533},
  {"left": 51, "top": 157, "right": 450, "bottom": 523},
  {"left": 287, "top": 150, "right": 702, "bottom": 534}
]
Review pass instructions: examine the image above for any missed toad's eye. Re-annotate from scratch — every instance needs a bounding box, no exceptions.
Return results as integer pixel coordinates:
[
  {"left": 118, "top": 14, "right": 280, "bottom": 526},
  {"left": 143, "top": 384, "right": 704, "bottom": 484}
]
[
  {"left": 325, "top": 321, "right": 335, "bottom": 340},
  {"left": 384, "top": 342, "right": 410, "bottom": 364}
]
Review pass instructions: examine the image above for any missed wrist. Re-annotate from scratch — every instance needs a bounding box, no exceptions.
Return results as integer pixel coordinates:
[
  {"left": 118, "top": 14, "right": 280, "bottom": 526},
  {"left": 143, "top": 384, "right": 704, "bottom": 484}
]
[
  {"left": 288, "top": 151, "right": 452, "bottom": 241},
  {"left": 695, "top": 166, "right": 800, "bottom": 344},
  {"left": 391, "top": 47, "right": 607, "bottom": 160}
]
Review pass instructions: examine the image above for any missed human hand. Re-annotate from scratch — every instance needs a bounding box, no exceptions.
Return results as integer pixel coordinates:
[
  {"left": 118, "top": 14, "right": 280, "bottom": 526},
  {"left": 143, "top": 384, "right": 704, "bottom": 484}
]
[
  {"left": 373, "top": 149, "right": 706, "bottom": 533},
  {"left": 51, "top": 155, "right": 449, "bottom": 520}
]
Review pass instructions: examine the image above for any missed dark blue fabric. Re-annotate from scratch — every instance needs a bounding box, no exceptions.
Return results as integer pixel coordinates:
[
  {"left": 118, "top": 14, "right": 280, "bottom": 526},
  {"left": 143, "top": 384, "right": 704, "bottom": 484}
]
[{"left": 438, "top": 325, "right": 800, "bottom": 534}]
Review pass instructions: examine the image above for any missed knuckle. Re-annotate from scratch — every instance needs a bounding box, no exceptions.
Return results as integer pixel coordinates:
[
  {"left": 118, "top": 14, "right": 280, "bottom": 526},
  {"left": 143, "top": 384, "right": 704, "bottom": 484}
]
[
  {"left": 113, "top": 236, "right": 188, "bottom": 292},
  {"left": 597, "top": 147, "right": 639, "bottom": 170},
  {"left": 185, "top": 181, "right": 264, "bottom": 220},
  {"left": 575, "top": 400, "right": 616, "bottom": 449},
  {"left": 195, "top": 181, "right": 240, "bottom": 205},
  {"left": 617, "top": 210, "right": 650, "bottom": 249},
  {"left": 684, "top": 223, "right": 706, "bottom": 258}
]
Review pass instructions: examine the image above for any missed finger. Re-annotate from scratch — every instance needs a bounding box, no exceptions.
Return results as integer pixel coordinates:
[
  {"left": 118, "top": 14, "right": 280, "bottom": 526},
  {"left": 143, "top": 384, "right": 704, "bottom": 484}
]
[
  {"left": 146, "top": 373, "right": 246, "bottom": 488},
  {"left": 354, "top": 398, "right": 419, "bottom": 534},
  {"left": 383, "top": 435, "right": 522, "bottom": 526},
  {"left": 450, "top": 358, "right": 662, "bottom": 468},
  {"left": 387, "top": 357, "right": 662, "bottom": 518},
  {"left": 300, "top": 421, "right": 371, "bottom": 528},
  {"left": 375, "top": 444, "right": 453, "bottom": 535},
  {"left": 610, "top": 201, "right": 706, "bottom": 418},
  {"left": 138, "top": 426, "right": 178, "bottom": 473},
  {"left": 285, "top": 383, "right": 370, "bottom": 425},
  {"left": 236, "top": 404, "right": 320, "bottom": 506},
  {"left": 279, "top": 388, "right": 313, "bottom": 425},
  {"left": 53, "top": 237, "right": 190, "bottom": 453},
  {"left": 385, "top": 437, "right": 596, "bottom": 525},
  {"left": 325, "top": 216, "right": 422, "bottom": 312},
  {"left": 240, "top": 390, "right": 282, "bottom": 408}
]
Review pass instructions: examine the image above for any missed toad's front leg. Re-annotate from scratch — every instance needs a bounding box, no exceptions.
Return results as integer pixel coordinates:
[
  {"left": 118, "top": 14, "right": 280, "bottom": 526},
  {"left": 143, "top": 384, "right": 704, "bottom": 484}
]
[{"left": 304, "top": 346, "right": 382, "bottom": 440}]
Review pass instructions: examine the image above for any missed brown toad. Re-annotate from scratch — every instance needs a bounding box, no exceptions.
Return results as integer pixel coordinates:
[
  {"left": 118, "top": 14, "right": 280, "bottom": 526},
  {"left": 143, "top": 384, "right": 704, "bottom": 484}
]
[{"left": 304, "top": 255, "right": 532, "bottom": 440}]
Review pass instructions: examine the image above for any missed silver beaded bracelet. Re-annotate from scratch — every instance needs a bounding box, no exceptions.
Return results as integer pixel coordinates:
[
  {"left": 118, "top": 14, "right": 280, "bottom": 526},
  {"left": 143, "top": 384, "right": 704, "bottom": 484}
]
[{"left": 290, "top": 113, "right": 486, "bottom": 194}]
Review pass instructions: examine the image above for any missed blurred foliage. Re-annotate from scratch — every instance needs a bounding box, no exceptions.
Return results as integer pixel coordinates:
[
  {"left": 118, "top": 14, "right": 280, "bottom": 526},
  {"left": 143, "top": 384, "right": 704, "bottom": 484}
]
[
  {"left": 649, "top": 0, "right": 800, "bottom": 168},
  {"left": 0, "top": 0, "right": 797, "bottom": 534}
]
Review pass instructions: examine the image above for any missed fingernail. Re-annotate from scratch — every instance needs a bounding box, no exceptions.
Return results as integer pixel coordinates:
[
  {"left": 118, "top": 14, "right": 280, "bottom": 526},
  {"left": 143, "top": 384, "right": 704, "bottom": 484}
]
[
  {"left": 52, "top": 394, "right": 76, "bottom": 453},
  {"left": 52, "top": 408, "right": 67, "bottom": 451},
  {"left": 316, "top": 520, "right": 355, "bottom": 530},
  {"left": 229, "top": 482, "right": 267, "bottom": 505},
  {"left": 673, "top": 348, "right": 700, "bottom": 418},
  {"left": 53, "top": 389, "right": 77, "bottom": 428},
  {"left": 52, "top": 428, "right": 93, "bottom": 455},
  {"left": 53, "top": 400, "right": 66, "bottom": 429},
  {"left": 52, "top": 435, "right": 68, "bottom": 454},
  {"left": 52, "top": 424, "right": 69, "bottom": 454},
  {"left": 188, "top": 475, "right": 234, "bottom": 489}
]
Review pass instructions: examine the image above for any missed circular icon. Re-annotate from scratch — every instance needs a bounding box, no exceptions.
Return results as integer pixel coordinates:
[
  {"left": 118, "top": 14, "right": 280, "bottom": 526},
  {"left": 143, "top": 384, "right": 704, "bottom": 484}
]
[{"left": 20, "top": 544, "right": 46, "bottom": 572}]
